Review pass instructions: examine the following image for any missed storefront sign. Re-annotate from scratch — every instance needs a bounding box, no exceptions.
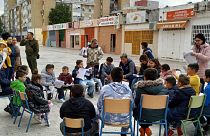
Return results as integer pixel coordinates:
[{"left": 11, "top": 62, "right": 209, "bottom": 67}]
[
  {"left": 167, "top": 8, "right": 195, "bottom": 20},
  {"left": 79, "top": 19, "right": 98, "bottom": 28},
  {"left": 97, "top": 16, "right": 119, "bottom": 26},
  {"left": 157, "top": 21, "right": 188, "bottom": 29},
  {"left": 47, "top": 23, "right": 68, "bottom": 30},
  {"left": 126, "top": 11, "right": 146, "bottom": 24}
]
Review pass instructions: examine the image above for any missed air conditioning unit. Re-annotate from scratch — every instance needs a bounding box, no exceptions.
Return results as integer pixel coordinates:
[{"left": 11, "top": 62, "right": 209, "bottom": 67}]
[
  {"left": 207, "top": 1, "right": 210, "bottom": 11},
  {"left": 194, "top": 3, "right": 199, "bottom": 12}
]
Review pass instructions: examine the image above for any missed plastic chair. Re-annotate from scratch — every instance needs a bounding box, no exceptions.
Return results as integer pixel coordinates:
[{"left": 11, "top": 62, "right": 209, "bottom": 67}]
[
  {"left": 136, "top": 94, "right": 169, "bottom": 136},
  {"left": 63, "top": 117, "right": 85, "bottom": 136},
  {"left": 18, "top": 92, "right": 49, "bottom": 132},
  {"left": 181, "top": 94, "right": 206, "bottom": 136},
  {"left": 55, "top": 87, "right": 71, "bottom": 100},
  {"left": 100, "top": 98, "right": 134, "bottom": 136}
]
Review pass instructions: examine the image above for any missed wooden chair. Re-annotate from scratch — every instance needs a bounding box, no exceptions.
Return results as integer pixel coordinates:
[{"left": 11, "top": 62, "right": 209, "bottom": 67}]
[
  {"left": 63, "top": 117, "right": 85, "bottom": 136},
  {"left": 136, "top": 94, "right": 169, "bottom": 136},
  {"left": 100, "top": 98, "right": 134, "bottom": 136},
  {"left": 181, "top": 94, "right": 206, "bottom": 136}
]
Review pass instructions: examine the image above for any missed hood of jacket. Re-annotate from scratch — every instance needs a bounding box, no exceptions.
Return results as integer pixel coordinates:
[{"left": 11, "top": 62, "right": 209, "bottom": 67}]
[
  {"left": 107, "top": 82, "right": 132, "bottom": 96},
  {"left": 41, "top": 68, "right": 55, "bottom": 77},
  {"left": 178, "top": 85, "right": 196, "bottom": 96},
  {"left": 134, "top": 78, "right": 163, "bottom": 89},
  {"left": 68, "top": 97, "right": 87, "bottom": 112}
]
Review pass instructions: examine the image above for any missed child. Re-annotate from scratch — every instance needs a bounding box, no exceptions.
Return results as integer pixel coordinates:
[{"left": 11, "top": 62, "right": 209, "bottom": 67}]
[
  {"left": 187, "top": 63, "right": 201, "bottom": 95},
  {"left": 0, "top": 40, "right": 12, "bottom": 69},
  {"left": 17, "top": 65, "right": 31, "bottom": 85},
  {"left": 139, "top": 55, "right": 149, "bottom": 75},
  {"left": 133, "top": 68, "right": 165, "bottom": 136},
  {"left": 27, "top": 72, "right": 51, "bottom": 125},
  {"left": 164, "top": 76, "right": 177, "bottom": 102},
  {"left": 99, "top": 57, "right": 115, "bottom": 85},
  {"left": 167, "top": 74, "right": 196, "bottom": 136},
  {"left": 72, "top": 60, "right": 95, "bottom": 98},
  {"left": 57, "top": 66, "right": 73, "bottom": 102},
  {"left": 41, "top": 64, "right": 56, "bottom": 100},
  {"left": 11, "top": 70, "right": 27, "bottom": 107},
  {"left": 160, "top": 64, "right": 173, "bottom": 80},
  {"left": 147, "top": 58, "right": 161, "bottom": 76}
]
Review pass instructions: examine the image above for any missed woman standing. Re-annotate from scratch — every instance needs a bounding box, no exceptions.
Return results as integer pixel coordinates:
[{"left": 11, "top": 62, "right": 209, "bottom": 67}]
[{"left": 192, "top": 33, "right": 210, "bottom": 92}]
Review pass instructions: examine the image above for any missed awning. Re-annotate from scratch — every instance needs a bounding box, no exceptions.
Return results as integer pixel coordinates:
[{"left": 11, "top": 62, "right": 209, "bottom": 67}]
[{"left": 156, "top": 21, "right": 188, "bottom": 29}]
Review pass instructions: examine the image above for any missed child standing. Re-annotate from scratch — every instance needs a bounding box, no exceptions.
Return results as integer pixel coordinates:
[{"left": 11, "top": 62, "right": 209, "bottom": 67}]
[
  {"left": 57, "top": 66, "right": 73, "bottom": 102},
  {"left": 167, "top": 74, "right": 196, "bottom": 136},
  {"left": 187, "top": 63, "right": 201, "bottom": 95},
  {"left": 41, "top": 64, "right": 56, "bottom": 100}
]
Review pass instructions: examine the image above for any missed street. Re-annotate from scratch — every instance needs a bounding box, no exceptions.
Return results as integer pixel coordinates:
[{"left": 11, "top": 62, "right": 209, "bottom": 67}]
[{"left": 0, "top": 46, "right": 201, "bottom": 136}]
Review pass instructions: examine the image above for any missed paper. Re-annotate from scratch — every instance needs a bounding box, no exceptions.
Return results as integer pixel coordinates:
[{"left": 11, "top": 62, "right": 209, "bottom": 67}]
[
  {"left": 76, "top": 68, "right": 89, "bottom": 80},
  {"left": 183, "top": 52, "right": 197, "bottom": 64},
  {"left": 54, "top": 80, "right": 64, "bottom": 88}
]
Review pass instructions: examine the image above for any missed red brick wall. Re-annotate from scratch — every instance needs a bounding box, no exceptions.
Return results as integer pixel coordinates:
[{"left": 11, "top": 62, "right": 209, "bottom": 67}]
[{"left": 98, "top": 26, "right": 122, "bottom": 55}]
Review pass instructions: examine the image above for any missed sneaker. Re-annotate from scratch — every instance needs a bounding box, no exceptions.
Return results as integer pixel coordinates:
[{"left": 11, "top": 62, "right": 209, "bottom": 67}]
[
  {"left": 177, "top": 127, "right": 183, "bottom": 136},
  {"left": 145, "top": 128, "right": 152, "bottom": 136},
  {"left": 139, "top": 127, "right": 145, "bottom": 136},
  {"left": 58, "top": 98, "right": 65, "bottom": 103},
  {"left": 34, "top": 115, "right": 42, "bottom": 124}
]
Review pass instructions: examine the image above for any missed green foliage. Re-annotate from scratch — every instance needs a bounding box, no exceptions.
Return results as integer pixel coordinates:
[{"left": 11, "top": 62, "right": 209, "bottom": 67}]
[{"left": 48, "top": 3, "right": 72, "bottom": 25}]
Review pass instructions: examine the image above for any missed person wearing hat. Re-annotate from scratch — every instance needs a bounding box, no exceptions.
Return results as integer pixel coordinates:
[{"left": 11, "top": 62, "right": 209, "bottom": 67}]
[
  {"left": 192, "top": 33, "right": 210, "bottom": 92},
  {"left": 119, "top": 53, "right": 137, "bottom": 88}
]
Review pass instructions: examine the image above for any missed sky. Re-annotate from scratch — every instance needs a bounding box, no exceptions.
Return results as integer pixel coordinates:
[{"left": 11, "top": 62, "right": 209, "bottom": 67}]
[{"left": 0, "top": 0, "right": 203, "bottom": 15}]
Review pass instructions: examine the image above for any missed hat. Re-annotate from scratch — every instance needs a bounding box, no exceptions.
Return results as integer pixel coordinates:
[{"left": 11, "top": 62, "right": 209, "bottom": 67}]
[{"left": 0, "top": 40, "right": 7, "bottom": 47}]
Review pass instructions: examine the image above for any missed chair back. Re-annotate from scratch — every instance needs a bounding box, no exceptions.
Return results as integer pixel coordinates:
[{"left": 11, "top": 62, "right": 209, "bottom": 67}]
[
  {"left": 104, "top": 98, "right": 131, "bottom": 114},
  {"left": 63, "top": 118, "right": 84, "bottom": 129},
  {"left": 139, "top": 94, "right": 169, "bottom": 122},
  {"left": 19, "top": 92, "right": 30, "bottom": 109},
  {"left": 186, "top": 94, "right": 206, "bottom": 120}
]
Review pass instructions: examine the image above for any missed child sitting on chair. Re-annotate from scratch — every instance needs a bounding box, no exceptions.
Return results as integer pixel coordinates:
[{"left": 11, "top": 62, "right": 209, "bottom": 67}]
[
  {"left": 164, "top": 76, "right": 177, "bottom": 102},
  {"left": 27, "top": 72, "right": 51, "bottom": 125},
  {"left": 167, "top": 74, "right": 196, "bottom": 136},
  {"left": 57, "top": 66, "right": 73, "bottom": 102},
  {"left": 41, "top": 64, "right": 56, "bottom": 100}
]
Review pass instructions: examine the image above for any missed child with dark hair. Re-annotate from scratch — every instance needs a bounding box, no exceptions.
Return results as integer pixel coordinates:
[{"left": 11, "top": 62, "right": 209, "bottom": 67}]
[
  {"left": 160, "top": 64, "right": 173, "bottom": 80},
  {"left": 26, "top": 72, "right": 51, "bottom": 124},
  {"left": 72, "top": 60, "right": 95, "bottom": 98},
  {"left": 133, "top": 68, "right": 165, "bottom": 136},
  {"left": 139, "top": 55, "right": 149, "bottom": 75},
  {"left": 99, "top": 57, "right": 115, "bottom": 85},
  {"left": 167, "top": 74, "right": 196, "bottom": 136},
  {"left": 60, "top": 84, "right": 98, "bottom": 135},
  {"left": 187, "top": 63, "right": 200, "bottom": 95},
  {"left": 57, "top": 66, "right": 73, "bottom": 102},
  {"left": 17, "top": 65, "right": 31, "bottom": 85},
  {"left": 41, "top": 64, "right": 56, "bottom": 100},
  {"left": 141, "top": 42, "right": 154, "bottom": 59},
  {"left": 98, "top": 67, "right": 133, "bottom": 135},
  {"left": 147, "top": 59, "right": 161, "bottom": 76},
  {"left": 164, "top": 76, "right": 177, "bottom": 102}
]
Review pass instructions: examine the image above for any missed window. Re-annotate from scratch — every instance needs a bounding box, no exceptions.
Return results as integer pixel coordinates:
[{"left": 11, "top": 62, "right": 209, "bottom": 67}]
[
  {"left": 192, "top": 24, "right": 210, "bottom": 44},
  {"left": 75, "top": 35, "right": 79, "bottom": 45},
  {"left": 110, "top": 34, "right": 116, "bottom": 52}
]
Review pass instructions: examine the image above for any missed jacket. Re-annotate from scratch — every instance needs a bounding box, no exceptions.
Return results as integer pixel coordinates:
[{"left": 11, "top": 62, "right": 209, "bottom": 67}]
[
  {"left": 20, "top": 39, "right": 39, "bottom": 58},
  {"left": 97, "top": 82, "right": 134, "bottom": 125},
  {"left": 60, "top": 97, "right": 96, "bottom": 133},
  {"left": 87, "top": 45, "right": 104, "bottom": 64},
  {"left": 204, "top": 83, "right": 210, "bottom": 107},
  {"left": 100, "top": 63, "right": 114, "bottom": 78},
  {"left": 72, "top": 66, "right": 80, "bottom": 84},
  {"left": 0, "top": 69, "right": 11, "bottom": 93},
  {"left": 133, "top": 78, "right": 166, "bottom": 120},
  {"left": 164, "top": 86, "right": 178, "bottom": 102},
  {"left": 14, "top": 45, "right": 21, "bottom": 70},
  {"left": 119, "top": 59, "right": 137, "bottom": 78},
  {"left": 58, "top": 73, "right": 73, "bottom": 85},
  {"left": 139, "top": 63, "right": 148, "bottom": 75},
  {"left": 11, "top": 79, "right": 26, "bottom": 106},
  {"left": 8, "top": 44, "right": 16, "bottom": 67},
  {"left": 189, "top": 74, "right": 200, "bottom": 96},
  {"left": 26, "top": 82, "right": 50, "bottom": 113},
  {"left": 41, "top": 69, "right": 56, "bottom": 86},
  {"left": 143, "top": 48, "right": 154, "bottom": 60},
  {"left": 192, "top": 43, "right": 210, "bottom": 78},
  {"left": 168, "top": 86, "right": 196, "bottom": 121}
]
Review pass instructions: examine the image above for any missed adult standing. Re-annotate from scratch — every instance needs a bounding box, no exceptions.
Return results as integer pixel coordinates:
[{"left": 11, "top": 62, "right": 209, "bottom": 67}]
[
  {"left": 20, "top": 32, "right": 39, "bottom": 74},
  {"left": 86, "top": 39, "right": 104, "bottom": 76},
  {"left": 192, "top": 33, "right": 210, "bottom": 92},
  {"left": 7, "top": 37, "right": 16, "bottom": 80},
  {"left": 141, "top": 42, "right": 154, "bottom": 60},
  {"left": 12, "top": 37, "right": 21, "bottom": 72}
]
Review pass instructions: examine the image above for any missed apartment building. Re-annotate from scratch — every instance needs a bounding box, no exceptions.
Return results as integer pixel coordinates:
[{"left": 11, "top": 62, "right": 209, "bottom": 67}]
[{"left": 4, "top": 0, "right": 16, "bottom": 32}]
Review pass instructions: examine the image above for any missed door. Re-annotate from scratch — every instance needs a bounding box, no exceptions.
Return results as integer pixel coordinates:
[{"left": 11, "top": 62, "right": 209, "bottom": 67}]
[
  {"left": 110, "top": 34, "right": 116, "bottom": 52},
  {"left": 85, "top": 35, "right": 88, "bottom": 46},
  {"left": 70, "top": 35, "right": 75, "bottom": 48}
]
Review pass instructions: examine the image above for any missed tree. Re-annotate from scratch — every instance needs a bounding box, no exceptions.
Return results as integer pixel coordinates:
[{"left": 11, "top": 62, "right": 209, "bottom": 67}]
[
  {"left": 48, "top": 3, "right": 72, "bottom": 25},
  {"left": 0, "top": 18, "right": 4, "bottom": 34}
]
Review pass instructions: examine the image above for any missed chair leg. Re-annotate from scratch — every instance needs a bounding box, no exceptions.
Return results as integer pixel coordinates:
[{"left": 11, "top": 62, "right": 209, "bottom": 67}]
[
  {"left": 159, "top": 124, "right": 162, "bottom": 136},
  {"left": 18, "top": 108, "right": 25, "bottom": 127},
  {"left": 99, "top": 121, "right": 103, "bottom": 136},
  {"left": 136, "top": 121, "right": 139, "bottom": 136},
  {"left": 133, "top": 119, "right": 136, "bottom": 136},
  {"left": 165, "top": 123, "right": 168, "bottom": 136},
  {"left": 198, "top": 121, "right": 203, "bottom": 136},
  {"left": 64, "top": 90, "right": 68, "bottom": 100},
  {"left": 13, "top": 106, "right": 20, "bottom": 124},
  {"left": 181, "top": 121, "right": 187, "bottom": 136},
  {"left": 26, "top": 112, "right": 33, "bottom": 132}
]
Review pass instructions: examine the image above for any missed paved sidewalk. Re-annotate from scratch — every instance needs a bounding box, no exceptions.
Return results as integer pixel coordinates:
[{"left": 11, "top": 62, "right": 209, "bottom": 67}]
[{"left": 0, "top": 46, "right": 201, "bottom": 136}]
